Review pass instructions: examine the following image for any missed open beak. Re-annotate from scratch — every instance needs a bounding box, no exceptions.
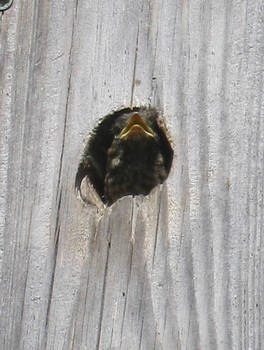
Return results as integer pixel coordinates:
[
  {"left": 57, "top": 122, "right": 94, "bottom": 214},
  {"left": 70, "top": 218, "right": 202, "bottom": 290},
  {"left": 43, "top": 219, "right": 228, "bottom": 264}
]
[{"left": 120, "top": 113, "right": 155, "bottom": 140}]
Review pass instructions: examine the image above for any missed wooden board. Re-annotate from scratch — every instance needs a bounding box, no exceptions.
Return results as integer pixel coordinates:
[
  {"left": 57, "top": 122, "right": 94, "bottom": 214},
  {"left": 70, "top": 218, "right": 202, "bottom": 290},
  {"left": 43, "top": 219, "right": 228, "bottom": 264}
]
[{"left": 0, "top": 0, "right": 263, "bottom": 349}]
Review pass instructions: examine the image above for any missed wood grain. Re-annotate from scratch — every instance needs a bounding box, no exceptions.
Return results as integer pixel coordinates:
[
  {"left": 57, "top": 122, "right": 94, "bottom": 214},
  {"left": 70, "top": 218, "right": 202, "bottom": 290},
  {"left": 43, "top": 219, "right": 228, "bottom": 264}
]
[{"left": 0, "top": 0, "right": 263, "bottom": 349}]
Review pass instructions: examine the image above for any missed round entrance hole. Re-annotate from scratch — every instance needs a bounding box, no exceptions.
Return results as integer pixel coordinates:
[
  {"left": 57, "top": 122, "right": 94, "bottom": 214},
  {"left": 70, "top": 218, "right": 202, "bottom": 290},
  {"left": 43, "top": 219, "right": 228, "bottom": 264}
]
[{"left": 75, "top": 107, "right": 173, "bottom": 206}]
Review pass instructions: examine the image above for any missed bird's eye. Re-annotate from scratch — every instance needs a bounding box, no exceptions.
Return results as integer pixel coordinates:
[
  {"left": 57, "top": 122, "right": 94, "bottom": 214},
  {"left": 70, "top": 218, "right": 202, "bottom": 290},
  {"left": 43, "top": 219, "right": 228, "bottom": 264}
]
[{"left": 75, "top": 107, "right": 173, "bottom": 206}]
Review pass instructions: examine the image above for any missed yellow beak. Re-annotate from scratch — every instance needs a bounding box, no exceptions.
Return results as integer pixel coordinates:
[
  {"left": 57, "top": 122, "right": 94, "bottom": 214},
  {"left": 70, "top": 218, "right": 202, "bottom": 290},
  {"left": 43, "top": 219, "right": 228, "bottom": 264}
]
[{"left": 120, "top": 113, "right": 155, "bottom": 140}]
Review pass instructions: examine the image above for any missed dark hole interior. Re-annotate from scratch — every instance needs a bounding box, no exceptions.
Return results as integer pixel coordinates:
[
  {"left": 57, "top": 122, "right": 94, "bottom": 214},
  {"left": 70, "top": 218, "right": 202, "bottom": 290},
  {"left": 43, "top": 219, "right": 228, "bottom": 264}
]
[{"left": 75, "top": 107, "right": 173, "bottom": 206}]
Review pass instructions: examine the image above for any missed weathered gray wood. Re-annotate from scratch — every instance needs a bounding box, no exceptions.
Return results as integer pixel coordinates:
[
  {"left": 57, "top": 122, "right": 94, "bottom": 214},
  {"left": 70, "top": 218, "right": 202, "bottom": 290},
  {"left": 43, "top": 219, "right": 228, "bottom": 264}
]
[{"left": 0, "top": 0, "right": 264, "bottom": 349}]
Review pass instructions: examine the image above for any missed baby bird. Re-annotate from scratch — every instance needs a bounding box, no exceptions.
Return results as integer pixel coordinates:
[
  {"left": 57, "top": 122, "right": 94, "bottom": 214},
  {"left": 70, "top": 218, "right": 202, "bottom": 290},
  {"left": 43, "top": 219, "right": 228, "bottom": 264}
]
[
  {"left": 75, "top": 107, "right": 173, "bottom": 206},
  {"left": 105, "top": 112, "right": 169, "bottom": 204}
]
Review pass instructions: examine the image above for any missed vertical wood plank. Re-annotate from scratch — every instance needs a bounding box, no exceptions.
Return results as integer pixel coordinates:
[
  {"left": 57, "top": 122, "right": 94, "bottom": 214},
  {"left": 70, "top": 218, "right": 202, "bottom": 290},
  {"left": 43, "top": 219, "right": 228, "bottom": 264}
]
[{"left": 0, "top": 0, "right": 263, "bottom": 349}]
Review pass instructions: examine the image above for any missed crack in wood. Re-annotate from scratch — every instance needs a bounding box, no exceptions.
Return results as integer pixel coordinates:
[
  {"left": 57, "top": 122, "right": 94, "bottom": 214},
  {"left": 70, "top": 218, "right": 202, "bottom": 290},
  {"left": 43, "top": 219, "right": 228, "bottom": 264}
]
[
  {"left": 96, "top": 236, "right": 111, "bottom": 349},
  {"left": 130, "top": 26, "right": 140, "bottom": 107}
]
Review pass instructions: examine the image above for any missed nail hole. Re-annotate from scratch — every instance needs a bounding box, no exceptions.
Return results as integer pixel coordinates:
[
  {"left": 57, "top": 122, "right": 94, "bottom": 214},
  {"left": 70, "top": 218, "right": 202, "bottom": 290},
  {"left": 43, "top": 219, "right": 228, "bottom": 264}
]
[
  {"left": 0, "top": 0, "right": 13, "bottom": 11},
  {"left": 75, "top": 107, "right": 173, "bottom": 206}
]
